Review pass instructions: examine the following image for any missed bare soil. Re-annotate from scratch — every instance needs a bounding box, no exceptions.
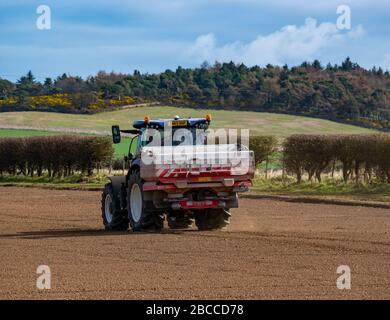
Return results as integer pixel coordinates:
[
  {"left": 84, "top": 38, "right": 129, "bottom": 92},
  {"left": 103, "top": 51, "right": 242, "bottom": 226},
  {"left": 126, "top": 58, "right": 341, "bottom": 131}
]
[{"left": 0, "top": 187, "right": 389, "bottom": 299}]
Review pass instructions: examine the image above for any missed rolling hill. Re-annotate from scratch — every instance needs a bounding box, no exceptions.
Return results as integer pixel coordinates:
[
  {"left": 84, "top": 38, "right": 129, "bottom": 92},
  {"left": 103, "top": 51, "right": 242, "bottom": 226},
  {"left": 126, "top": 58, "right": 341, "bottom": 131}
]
[
  {"left": 0, "top": 106, "right": 376, "bottom": 157},
  {"left": 0, "top": 106, "right": 376, "bottom": 136}
]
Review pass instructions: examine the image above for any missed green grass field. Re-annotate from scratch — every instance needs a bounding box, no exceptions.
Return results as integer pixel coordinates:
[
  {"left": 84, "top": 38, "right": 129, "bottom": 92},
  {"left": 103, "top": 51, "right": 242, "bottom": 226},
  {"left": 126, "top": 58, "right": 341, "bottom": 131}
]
[
  {"left": 0, "top": 106, "right": 377, "bottom": 158},
  {"left": 0, "top": 129, "right": 60, "bottom": 137},
  {"left": 0, "top": 106, "right": 375, "bottom": 137}
]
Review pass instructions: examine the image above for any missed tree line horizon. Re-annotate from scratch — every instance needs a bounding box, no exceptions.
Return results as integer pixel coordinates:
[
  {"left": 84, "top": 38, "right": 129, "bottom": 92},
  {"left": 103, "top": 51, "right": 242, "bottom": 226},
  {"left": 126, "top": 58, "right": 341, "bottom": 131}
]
[{"left": 1, "top": 57, "right": 390, "bottom": 130}]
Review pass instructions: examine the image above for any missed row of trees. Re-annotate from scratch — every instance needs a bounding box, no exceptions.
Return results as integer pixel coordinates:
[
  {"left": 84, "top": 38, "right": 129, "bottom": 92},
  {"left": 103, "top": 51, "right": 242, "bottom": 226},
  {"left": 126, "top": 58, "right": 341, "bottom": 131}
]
[
  {"left": 1, "top": 58, "right": 390, "bottom": 128},
  {"left": 283, "top": 134, "right": 390, "bottom": 183},
  {"left": 0, "top": 71, "right": 137, "bottom": 112},
  {"left": 0, "top": 136, "right": 113, "bottom": 177}
]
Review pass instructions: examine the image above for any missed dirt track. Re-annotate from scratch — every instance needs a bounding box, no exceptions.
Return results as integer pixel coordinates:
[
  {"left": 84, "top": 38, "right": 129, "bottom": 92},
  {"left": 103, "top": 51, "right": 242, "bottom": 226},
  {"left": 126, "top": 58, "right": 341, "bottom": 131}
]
[{"left": 0, "top": 187, "right": 389, "bottom": 300}]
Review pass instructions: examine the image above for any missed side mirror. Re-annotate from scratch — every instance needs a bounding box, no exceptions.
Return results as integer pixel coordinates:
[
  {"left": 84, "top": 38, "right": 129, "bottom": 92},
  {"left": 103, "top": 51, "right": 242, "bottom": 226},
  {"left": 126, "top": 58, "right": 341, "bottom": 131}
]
[{"left": 112, "top": 125, "right": 121, "bottom": 144}]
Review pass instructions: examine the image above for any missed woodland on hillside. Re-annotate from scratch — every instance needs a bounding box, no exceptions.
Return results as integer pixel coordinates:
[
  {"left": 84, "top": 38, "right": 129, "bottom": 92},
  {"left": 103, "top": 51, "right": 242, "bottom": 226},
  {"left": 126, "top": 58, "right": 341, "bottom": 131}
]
[{"left": 1, "top": 58, "right": 389, "bottom": 129}]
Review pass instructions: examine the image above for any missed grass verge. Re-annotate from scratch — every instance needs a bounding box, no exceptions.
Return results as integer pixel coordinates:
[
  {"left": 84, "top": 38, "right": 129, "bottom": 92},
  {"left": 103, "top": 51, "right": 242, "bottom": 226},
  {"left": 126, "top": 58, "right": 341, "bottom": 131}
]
[
  {"left": 253, "top": 177, "right": 390, "bottom": 203},
  {"left": 0, "top": 174, "right": 108, "bottom": 190},
  {"left": 2, "top": 174, "right": 390, "bottom": 205}
]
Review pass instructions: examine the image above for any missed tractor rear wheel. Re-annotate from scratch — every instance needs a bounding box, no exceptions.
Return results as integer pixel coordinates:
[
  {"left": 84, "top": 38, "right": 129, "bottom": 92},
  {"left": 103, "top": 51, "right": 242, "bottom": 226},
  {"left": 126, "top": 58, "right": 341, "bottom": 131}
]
[
  {"left": 127, "top": 170, "right": 164, "bottom": 231},
  {"left": 194, "top": 208, "right": 231, "bottom": 231},
  {"left": 167, "top": 210, "right": 194, "bottom": 229},
  {"left": 101, "top": 183, "right": 129, "bottom": 231}
]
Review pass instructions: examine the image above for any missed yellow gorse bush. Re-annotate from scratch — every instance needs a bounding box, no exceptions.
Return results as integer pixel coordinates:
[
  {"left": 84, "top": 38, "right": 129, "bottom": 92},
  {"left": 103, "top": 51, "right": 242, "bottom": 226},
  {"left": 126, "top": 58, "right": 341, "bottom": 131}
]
[
  {"left": 28, "top": 94, "right": 72, "bottom": 108},
  {"left": 90, "top": 96, "right": 135, "bottom": 109},
  {"left": 0, "top": 97, "right": 17, "bottom": 105},
  {"left": 0, "top": 93, "right": 135, "bottom": 110}
]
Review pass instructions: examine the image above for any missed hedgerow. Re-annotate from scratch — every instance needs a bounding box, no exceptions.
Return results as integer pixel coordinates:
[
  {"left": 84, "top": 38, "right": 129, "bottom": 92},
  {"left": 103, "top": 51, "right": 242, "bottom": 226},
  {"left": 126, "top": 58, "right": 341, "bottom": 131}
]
[
  {"left": 283, "top": 134, "right": 390, "bottom": 183},
  {"left": 0, "top": 136, "right": 113, "bottom": 177}
]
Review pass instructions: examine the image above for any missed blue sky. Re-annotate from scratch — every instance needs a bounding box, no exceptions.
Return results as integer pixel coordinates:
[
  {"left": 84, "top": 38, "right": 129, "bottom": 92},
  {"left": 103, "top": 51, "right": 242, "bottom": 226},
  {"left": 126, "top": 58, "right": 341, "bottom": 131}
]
[{"left": 1, "top": 0, "right": 390, "bottom": 81}]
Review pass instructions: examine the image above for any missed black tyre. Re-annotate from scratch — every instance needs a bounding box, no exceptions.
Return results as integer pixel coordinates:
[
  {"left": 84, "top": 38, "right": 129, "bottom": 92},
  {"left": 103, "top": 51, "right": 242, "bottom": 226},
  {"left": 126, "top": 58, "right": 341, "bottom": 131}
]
[
  {"left": 127, "top": 170, "right": 164, "bottom": 231},
  {"left": 194, "top": 208, "right": 231, "bottom": 231},
  {"left": 167, "top": 210, "right": 194, "bottom": 229},
  {"left": 101, "top": 183, "right": 129, "bottom": 231}
]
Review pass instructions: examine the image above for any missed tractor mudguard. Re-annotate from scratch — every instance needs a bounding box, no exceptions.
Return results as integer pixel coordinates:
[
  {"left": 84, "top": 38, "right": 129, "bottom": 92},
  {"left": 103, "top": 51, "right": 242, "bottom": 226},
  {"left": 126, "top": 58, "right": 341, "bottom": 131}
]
[
  {"left": 107, "top": 176, "right": 126, "bottom": 211},
  {"left": 130, "top": 159, "right": 141, "bottom": 172},
  {"left": 126, "top": 158, "right": 141, "bottom": 182}
]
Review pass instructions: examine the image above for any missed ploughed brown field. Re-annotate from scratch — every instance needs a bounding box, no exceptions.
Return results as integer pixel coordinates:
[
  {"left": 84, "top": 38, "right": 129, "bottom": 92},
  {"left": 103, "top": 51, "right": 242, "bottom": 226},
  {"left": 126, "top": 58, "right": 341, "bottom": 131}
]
[{"left": 0, "top": 187, "right": 389, "bottom": 299}]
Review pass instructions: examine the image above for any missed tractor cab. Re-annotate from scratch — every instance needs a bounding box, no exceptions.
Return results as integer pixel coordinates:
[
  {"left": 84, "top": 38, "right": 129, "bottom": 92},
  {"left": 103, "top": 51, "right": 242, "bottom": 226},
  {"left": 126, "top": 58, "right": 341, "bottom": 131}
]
[{"left": 112, "top": 115, "right": 212, "bottom": 158}]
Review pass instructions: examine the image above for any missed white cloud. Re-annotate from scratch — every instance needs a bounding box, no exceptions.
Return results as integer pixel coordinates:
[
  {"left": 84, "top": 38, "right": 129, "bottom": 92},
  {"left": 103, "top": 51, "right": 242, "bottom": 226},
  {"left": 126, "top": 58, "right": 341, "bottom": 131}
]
[
  {"left": 347, "top": 24, "right": 365, "bottom": 39},
  {"left": 188, "top": 18, "right": 364, "bottom": 66}
]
